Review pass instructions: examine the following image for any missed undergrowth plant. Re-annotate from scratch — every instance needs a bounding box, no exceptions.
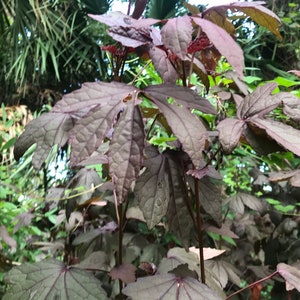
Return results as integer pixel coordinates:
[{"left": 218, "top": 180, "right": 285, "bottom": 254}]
[{"left": 3, "top": 1, "right": 300, "bottom": 299}]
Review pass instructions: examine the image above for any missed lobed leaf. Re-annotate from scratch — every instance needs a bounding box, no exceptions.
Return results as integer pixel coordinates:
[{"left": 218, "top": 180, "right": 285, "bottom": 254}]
[
  {"left": 109, "top": 103, "right": 145, "bottom": 203},
  {"left": 3, "top": 259, "right": 108, "bottom": 300},
  {"left": 161, "top": 15, "right": 193, "bottom": 60},
  {"left": 192, "top": 17, "right": 244, "bottom": 78},
  {"left": 277, "top": 263, "right": 300, "bottom": 292},
  {"left": 109, "top": 263, "right": 137, "bottom": 284},
  {"left": 14, "top": 112, "right": 73, "bottom": 169},
  {"left": 122, "top": 273, "right": 223, "bottom": 300}
]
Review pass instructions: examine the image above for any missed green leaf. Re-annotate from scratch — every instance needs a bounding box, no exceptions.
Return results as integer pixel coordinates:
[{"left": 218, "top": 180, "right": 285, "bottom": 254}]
[{"left": 3, "top": 259, "right": 108, "bottom": 299}]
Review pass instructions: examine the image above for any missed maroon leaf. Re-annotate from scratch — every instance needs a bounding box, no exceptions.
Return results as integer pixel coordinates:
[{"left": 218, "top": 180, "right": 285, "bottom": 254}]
[
  {"left": 109, "top": 103, "right": 145, "bottom": 203},
  {"left": 166, "top": 152, "right": 194, "bottom": 248},
  {"left": 192, "top": 17, "right": 244, "bottom": 78},
  {"left": 75, "top": 251, "right": 108, "bottom": 271},
  {"left": 249, "top": 117, "right": 300, "bottom": 157},
  {"left": 148, "top": 96, "right": 208, "bottom": 168},
  {"left": 217, "top": 118, "right": 246, "bottom": 154},
  {"left": 0, "top": 226, "right": 16, "bottom": 250},
  {"left": 135, "top": 147, "right": 170, "bottom": 229},
  {"left": 109, "top": 263, "right": 137, "bottom": 284},
  {"left": 108, "top": 26, "right": 152, "bottom": 48},
  {"left": 69, "top": 101, "right": 124, "bottom": 167},
  {"left": 52, "top": 81, "right": 136, "bottom": 115},
  {"left": 149, "top": 47, "right": 178, "bottom": 83},
  {"left": 237, "top": 82, "right": 280, "bottom": 119},
  {"left": 122, "top": 273, "right": 222, "bottom": 300},
  {"left": 89, "top": 11, "right": 159, "bottom": 28},
  {"left": 14, "top": 112, "right": 73, "bottom": 169},
  {"left": 3, "top": 259, "right": 108, "bottom": 299},
  {"left": 161, "top": 15, "right": 193, "bottom": 60},
  {"left": 144, "top": 84, "right": 217, "bottom": 114},
  {"left": 13, "top": 212, "right": 35, "bottom": 234},
  {"left": 277, "top": 263, "right": 300, "bottom": 292}
]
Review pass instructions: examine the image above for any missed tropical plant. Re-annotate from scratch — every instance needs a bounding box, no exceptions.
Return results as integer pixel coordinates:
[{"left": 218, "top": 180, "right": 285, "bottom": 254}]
[{"left": 2, "top": 1, "right": 300, "bottom": 299}]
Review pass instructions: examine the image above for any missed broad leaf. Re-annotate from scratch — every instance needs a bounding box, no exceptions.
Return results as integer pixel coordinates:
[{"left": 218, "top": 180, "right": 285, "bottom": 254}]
[
  {"left": 250, "top": 117, "right": 300, "bottom": 157},
  {"left": 52, "top": 81, "right": 136, "bottom": 115},
  {"left": 217, "top": 118, "right": 246, "bottom": 154},
  {"left": 149, "top": 46, "right": 178, "bottom": 83},
  {"left": 148, "top": 96, "right": 207, "bottom": 168},
  {"left": 13, "top": 212, "right": 35, "bottom": 234},
  {"left": 0, "top": 226, "right": 16, "bottom": 250},
  {"left": 192, "top": 17, "right": 244, "bottom": 78},
  {"left": 109, "top": 263, "right": 137, "bottom": 284},
  {"left": 3, "top": 259, "right": 108, "bottom": 299},
  {"left": 189, "top": 247, "right": 226, "bottom": 261},
  {"left": 161, "top": 15, "right": 193, "bottom": 60},
  {"left": 69, "top": 101, "right": 125, "bottom": 167},
  {"left": 14, "top": 112, "right": 72, "bottom": 169},
  {"left": 75, "top": 251, "right": 108, "bottom": 271},
  {"left": 237, "top": 82, "right": 280, "bottom": 119},
  {"left": 135, "top": 147, "right": 170, "bottom": 229},
  {"left": 122, "top": 273, "right": 223, "bottom": 300},
  {"left": 109, "top": 103, "right": 145, "bottom": 203},
  {"left": 145, "top": 84, "right": 217, "bottom": 114},
  {"left": 277, "top": 263, "right": 300, "bottom": 292}
]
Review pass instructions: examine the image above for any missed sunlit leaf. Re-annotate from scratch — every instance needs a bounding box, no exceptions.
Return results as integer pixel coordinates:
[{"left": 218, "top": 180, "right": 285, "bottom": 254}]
[
  {"left": 192, "top": 17, "right": 244, "bottom": 78},
  {"left": 277, "top": 263, "right": 300, "bottom": 292},
  {"left": 3, "top": 259, "right": 108, "bottom": 299},
  {"left": 189, "top": 247, "right": 226, "bottom": 261},
  {"left": 109, "top": 103, "right": 145, "bottom": 203},
  {"left": 161, "top": 15, "right": 193, "bottom": 60},
  {"left": 122, "top": 273, "right": 223, "bottom": 300}
]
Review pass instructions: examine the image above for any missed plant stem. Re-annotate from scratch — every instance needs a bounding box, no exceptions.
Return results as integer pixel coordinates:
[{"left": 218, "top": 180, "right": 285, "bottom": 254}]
[
  {"left": 226, "top": 270, "right": 279, "bottom": 299},
  {"left": 118, "top": 202, "right": 124, "bottom": 296},
  {"left": 194, "top": 178, "right": 205, "bottom": 284}
]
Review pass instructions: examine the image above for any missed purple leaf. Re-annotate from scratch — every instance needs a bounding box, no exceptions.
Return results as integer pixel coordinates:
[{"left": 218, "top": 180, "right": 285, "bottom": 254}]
[
  {"left": 237, "top": 82, "right": 280, "bottom": 119},
  {"left": 122, "top": 273, "right": 222, "bottom": 300},
  {"left": 14, "top": 112, "right": 73, "bottom": 169},
  {"left": 161, "top": 15, "right": 193, "bottom": 60},
  {"left": 109, "top": 263, "right": 137, "bottom": 284},
  {"left": 52, "top": 81, "right": 136, "bottom": 115},
  {"left": 192, "top": 17, "right": 244, "bottom": 78},
  {"left": 0, "top": 226, "right": 16, "bottom": 250},
  {"left": 145, "top": 84, "right": 217, "bottom": 114},
  {"left": 149, "top": 47, "right": 178, "bottom": 83},
  {"left": 89, "top": 11, "right": 159, "bottom": 28},
  {"left": 3, "top": 259, "right": 108, "bottom": 299},
  {"left": 13, "top": 212, "right": 35, "bottom": 234},
  {"left": 148, "top": 96, "right": 207, "bottom": 168},
  {"left": 250, "top": 117, "right": 300, "bottom": 157},
  {"left": 109, "top": 103, "right": 145, "bottom": 203},
  {"left": 108, "top": 26, "right": 152, "bottom": 48},
  {"left": 277, "top": 263, "right": 300, "bottom": 292},
  {"left": 135, "top": 147, "right": 170, "bottom": 229},
  {"left": 217, "top": 118, "right": 246, "bottom": 153}
]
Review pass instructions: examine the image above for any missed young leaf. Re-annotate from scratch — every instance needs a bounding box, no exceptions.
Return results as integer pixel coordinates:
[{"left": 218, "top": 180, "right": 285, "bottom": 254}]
[
  {"left": 217, "top": 118, "right": 246, "bottom": 154},
  {"left": 14, "top": 112, "right": 73, "bottom": 169},
  {"left": 148, "top": 95, "right": 207, "bottom": 168},
  {"left": 109, "top": 103, "right": 145, "bottom": 203},
  {"left": 192, "top": 17, "right": 244, "bottom": 78},
  {"left": 161, "top": 15, "right": 193, "bottom": 60},
  {"left": 122, "top": 273, "right": 223, "bottom": 300},
  {"left": 249, "top": 117, "right": 300, "bottom": 157},
  {"left": 135, "top": 147, "right": 170, "bottom": 229},
  {"left": 144, "top": 84, "right": 217, "bottom": 114},
  {"left": 149, "top": 46, "right": 178, "bottom": 83},
  {"left": 237, "top": 82, "right": 280, "bottom": 119},
  {"left": 3, "top": 259, "right": 108, "bottom": 299},
  {"left": 277, "top": 263, "right": 300, "bottom": 292}
]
